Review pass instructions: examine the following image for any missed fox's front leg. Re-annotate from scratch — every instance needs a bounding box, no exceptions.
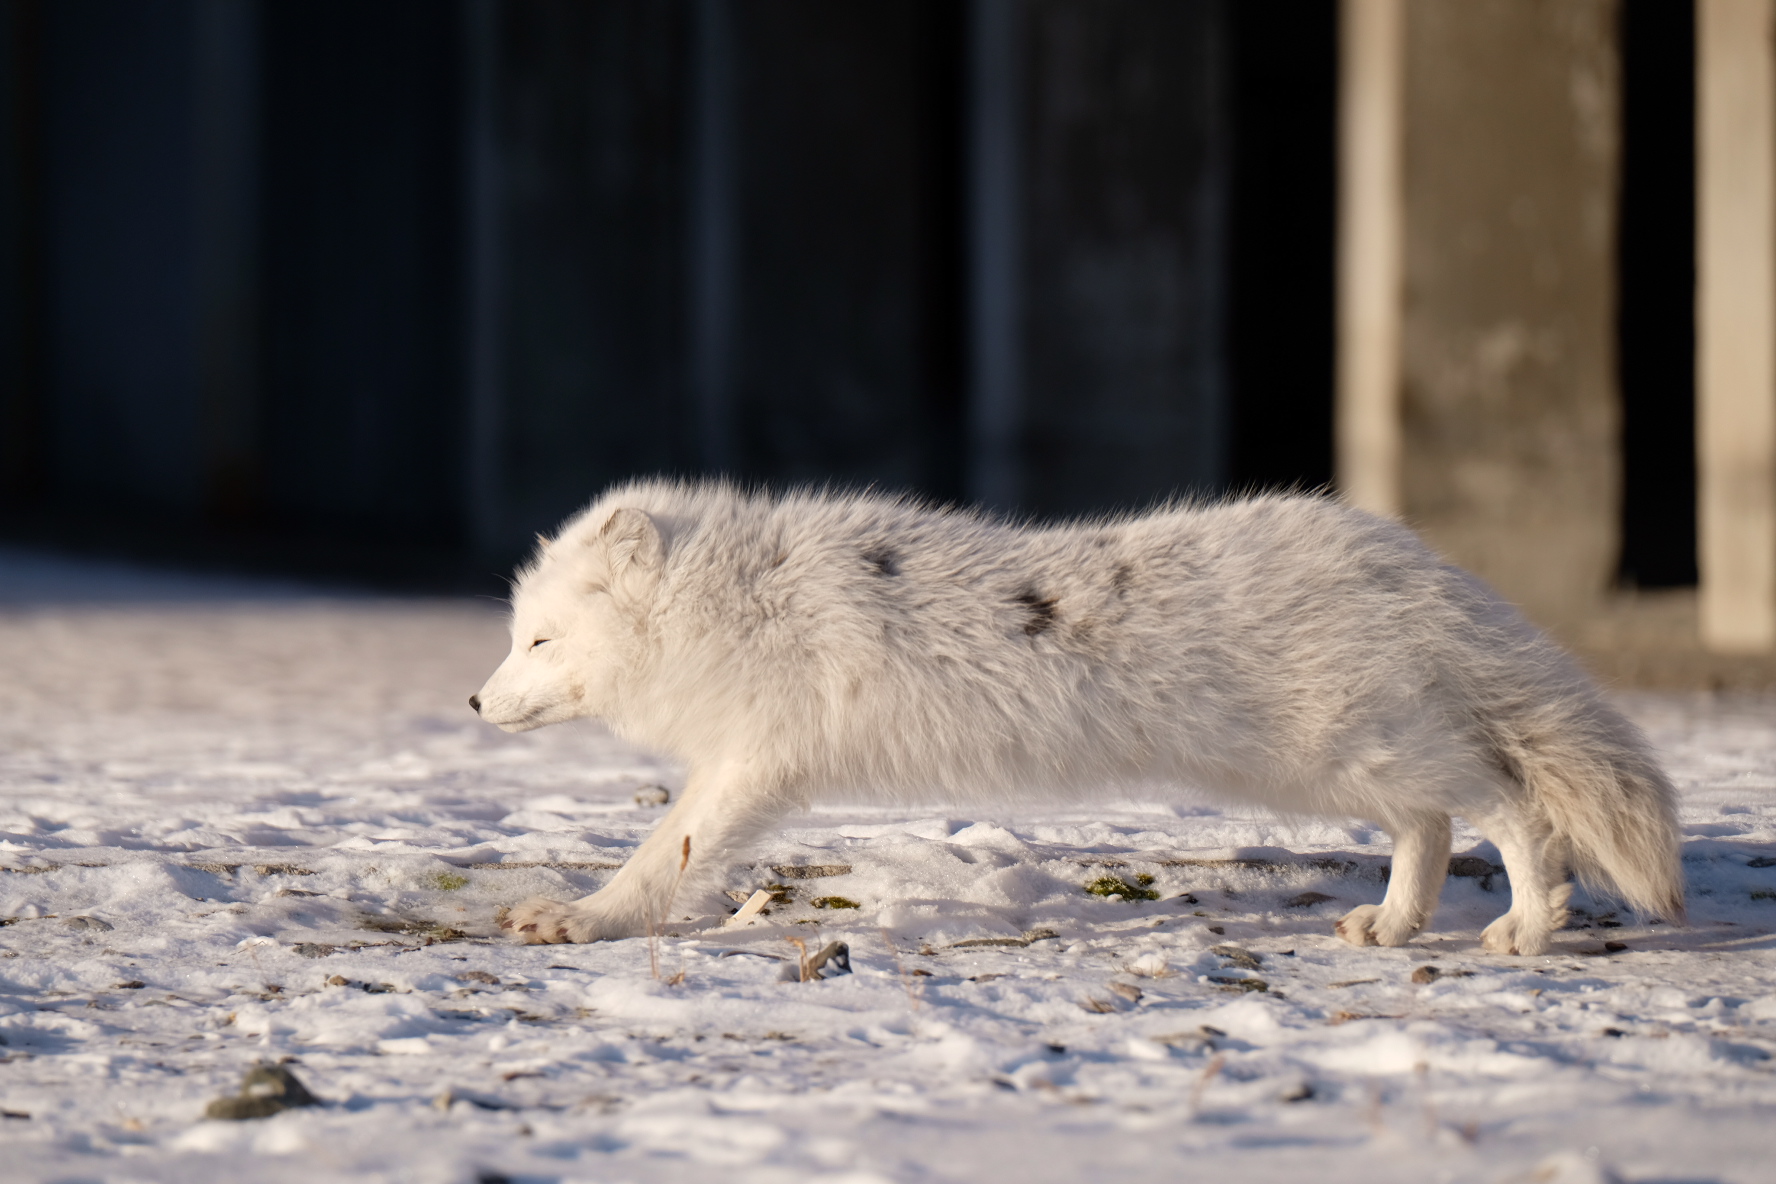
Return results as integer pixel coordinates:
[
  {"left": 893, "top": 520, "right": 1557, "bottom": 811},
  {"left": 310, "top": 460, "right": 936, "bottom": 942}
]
[{"left": 502, "top": 762, "right": 791, "bottom": 943}]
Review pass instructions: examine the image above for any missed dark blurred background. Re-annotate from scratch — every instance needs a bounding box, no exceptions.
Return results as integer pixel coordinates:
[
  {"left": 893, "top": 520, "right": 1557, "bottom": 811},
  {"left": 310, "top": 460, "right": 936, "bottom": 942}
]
[
  {"left": 0, "top": 1, "right": 1697, "bottom": 604},
  {"left": 0, "top": 0, "right": 1335, "bottom": 590}
]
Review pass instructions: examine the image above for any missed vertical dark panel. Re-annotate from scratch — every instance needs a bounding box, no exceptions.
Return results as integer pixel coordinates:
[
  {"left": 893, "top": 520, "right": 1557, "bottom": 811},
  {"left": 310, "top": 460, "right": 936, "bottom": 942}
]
[
  {"left": 461, "top": 0, "right": 502, "bottom": 557},
  {"left": 40, "top": 0, "right": 203, "bottom": 511},
  {"left": 0, "top": 0, "right": 44, "bottom": 500},
  {"left": 260, "top": 2, "right": 462, "bottom": 542},
  {"left": 1617, "top": 0, "right": 1696, "bottom": 587},
  {"left": 913, "top": 1, "right": 968, "bottom": 502},
  {"left": 1225, "top": 1, "right": 1336, "bottom": 494},
  {"left": 686, "top": 0, "right": 737, "bottom": 475},
  {"left": 1020, "top": 0, "right": 1228, "bottom": 517},
  {"left": 193, "top": 0, "right": 262, "bottom": 525},
  {"left": 966, "top": 0, "right": 1026, "bottom": 511},
  {"left": 730, "top": 1, "right": 965, "bottom": 496},
  {"left": 496, "top": 0, "right": 686, "bottom": 541}
]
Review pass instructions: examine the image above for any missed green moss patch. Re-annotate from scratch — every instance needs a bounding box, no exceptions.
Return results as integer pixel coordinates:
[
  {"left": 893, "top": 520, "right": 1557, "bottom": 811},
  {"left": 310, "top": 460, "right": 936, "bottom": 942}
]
[
  {"left": 811, "top": 896, "right": 860, "bottom": 909},
  {"left": 1083, "top": 874, "right": 1159, "bottom": 901}
]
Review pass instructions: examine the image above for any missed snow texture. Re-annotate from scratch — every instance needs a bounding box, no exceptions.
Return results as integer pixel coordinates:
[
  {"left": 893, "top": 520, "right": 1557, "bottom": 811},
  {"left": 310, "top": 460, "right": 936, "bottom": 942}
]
[{"left": 0, "top": 545, "right": 1772, "bottom": 1183}]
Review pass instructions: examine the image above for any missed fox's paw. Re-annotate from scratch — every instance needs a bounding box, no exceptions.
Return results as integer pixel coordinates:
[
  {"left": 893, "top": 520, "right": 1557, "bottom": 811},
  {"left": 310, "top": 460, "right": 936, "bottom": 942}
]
[
  {"left": 1335, "top": 904, "right": 1421, "bottom": 948},
  {"left": 1335, "top": 904, "right": 1381, "bottom": 947},
  {"left": 499, "top": 897, "right": 638, "bottom": 944},
  {"left": 499, "top": 897, "right": 574, "bottom": 944},
  {"left": 1481, "top": 912, "right": 1550, "bottom": 957}
]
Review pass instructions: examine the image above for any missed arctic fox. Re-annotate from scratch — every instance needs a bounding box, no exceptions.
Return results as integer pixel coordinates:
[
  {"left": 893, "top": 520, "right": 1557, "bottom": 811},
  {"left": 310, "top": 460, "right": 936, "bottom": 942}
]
[{"left": 472, "top": 481, "right": 1684, "bottom": 956}]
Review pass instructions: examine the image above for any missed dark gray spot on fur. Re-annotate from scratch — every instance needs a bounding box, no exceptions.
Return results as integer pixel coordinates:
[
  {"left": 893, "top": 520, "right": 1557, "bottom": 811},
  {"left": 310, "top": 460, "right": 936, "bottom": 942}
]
[
  {"left": 1014, "top": 589, "right": 1058, "bottom": 636},
  {"left": 864, "top": 549, "right": 900, "bottom": 577},
  {"left": 1111, "top": 564, "right": 1134, "bottom": 596}
]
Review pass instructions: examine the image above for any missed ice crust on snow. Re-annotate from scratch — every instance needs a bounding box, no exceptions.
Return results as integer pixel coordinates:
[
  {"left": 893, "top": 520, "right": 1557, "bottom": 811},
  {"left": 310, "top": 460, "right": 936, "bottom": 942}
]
[{"left": 0, "top": 549, "right": 1772, "bottom": 1181}]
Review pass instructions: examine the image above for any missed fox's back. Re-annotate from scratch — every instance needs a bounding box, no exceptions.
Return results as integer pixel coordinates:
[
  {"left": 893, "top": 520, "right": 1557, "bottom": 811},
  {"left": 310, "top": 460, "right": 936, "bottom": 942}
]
[{"left": 589, "top": 485, "right": 1525, "bottom": 800}]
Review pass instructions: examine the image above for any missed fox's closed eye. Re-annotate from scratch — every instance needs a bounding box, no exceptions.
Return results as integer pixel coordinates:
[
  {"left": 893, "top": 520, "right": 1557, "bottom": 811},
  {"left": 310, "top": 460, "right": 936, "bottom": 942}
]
[{"left": 529, "top": 639, "right": 552, "bottom": 650}]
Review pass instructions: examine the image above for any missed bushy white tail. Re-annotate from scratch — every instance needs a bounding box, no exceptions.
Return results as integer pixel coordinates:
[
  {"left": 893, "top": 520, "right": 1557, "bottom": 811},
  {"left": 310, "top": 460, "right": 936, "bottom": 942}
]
[{"left": 1498, "top": 704, "right": 1686, "bottom": 922}]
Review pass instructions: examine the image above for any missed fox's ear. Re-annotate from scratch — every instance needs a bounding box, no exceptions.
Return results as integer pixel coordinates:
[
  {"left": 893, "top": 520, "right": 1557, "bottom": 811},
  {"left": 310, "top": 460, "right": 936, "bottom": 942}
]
[{"left": 599, "top": 508, "right": 664, "bottom": 589}]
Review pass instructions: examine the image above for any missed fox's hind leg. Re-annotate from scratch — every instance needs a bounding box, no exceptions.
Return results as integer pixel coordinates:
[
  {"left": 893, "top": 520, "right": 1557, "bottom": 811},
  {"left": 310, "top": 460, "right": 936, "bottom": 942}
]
[
  {"left": 1335, "top": 812, "right": 1451, "bottom": 947},
  {"left": 1468, "top": 804, "right": 1571, "bottom": 956},
  {"left": 503, "top": 760, "right": 792, "bottom": 944}
]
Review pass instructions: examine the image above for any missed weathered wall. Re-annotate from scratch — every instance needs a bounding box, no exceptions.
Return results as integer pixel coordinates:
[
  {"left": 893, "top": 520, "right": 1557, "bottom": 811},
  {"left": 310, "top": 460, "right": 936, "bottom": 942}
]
[{"left": 1401, "top": 0, "right": 1621, "bottom": 625}]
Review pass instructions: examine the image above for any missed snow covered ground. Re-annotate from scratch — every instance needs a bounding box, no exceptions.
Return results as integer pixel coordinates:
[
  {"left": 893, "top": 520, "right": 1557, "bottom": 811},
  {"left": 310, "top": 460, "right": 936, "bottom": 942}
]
[{"left": 0, "top": 546, "right": 1772, "bottom": 1184}]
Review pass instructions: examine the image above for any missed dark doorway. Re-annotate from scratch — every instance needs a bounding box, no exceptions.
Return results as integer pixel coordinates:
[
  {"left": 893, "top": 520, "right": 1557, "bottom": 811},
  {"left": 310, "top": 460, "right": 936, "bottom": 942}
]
[
  {"left": 1225, "top": 1, "right": 1338, "bottom": 496},
  {"left": 1617, "top": 0, "right": 1697, "bottom": 588}
]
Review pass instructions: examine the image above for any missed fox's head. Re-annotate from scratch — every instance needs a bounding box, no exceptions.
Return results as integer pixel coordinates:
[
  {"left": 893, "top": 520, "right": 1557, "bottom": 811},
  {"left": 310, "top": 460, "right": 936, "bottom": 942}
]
[{"left": 471, "top": 507, "right": 664, "bottom": 732}]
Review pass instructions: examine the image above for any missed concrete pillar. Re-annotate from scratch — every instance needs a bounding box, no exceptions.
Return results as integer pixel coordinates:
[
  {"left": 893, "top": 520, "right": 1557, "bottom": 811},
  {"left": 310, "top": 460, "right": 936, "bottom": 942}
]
[
  {"left": 1336, "top": 0, "right": 1405, "bottom": 518},
  {"left": 1697, "top": 0, "right": 1776, "bottom": 652},
  {"left": 1397, "top": 0, "right": 1623, "bottom": 627}
]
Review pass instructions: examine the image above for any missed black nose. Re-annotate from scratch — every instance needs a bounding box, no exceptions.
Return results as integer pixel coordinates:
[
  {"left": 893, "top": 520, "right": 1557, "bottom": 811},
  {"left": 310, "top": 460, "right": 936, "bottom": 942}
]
[{"left": 469, "top": 694, "right": 481, "bottom": 714}]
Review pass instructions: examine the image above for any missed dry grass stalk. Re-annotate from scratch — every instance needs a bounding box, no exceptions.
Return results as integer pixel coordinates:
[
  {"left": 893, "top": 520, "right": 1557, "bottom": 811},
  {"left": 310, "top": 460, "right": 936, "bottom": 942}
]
[
  {"left": 785, "top": 936, "right": 811, "bottom": 981},
  {"left": 648, "top": 836, "right": 693, "bottom": 982},
  {"left": 1188, "top": 1053, "right": 1225, "bottom": 1116}
]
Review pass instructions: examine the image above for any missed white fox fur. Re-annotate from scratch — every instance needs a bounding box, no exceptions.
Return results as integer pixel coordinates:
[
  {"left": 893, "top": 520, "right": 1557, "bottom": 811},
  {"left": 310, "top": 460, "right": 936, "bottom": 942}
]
[{"left": 474, "top": 480, "right": 1684, "bottom": 956}]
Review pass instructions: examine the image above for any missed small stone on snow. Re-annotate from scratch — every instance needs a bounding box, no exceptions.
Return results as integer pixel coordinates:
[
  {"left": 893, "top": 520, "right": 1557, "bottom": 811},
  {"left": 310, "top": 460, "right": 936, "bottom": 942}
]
[{"left": 204, "top": 1063, "right": 320, "bottom": 1121}]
